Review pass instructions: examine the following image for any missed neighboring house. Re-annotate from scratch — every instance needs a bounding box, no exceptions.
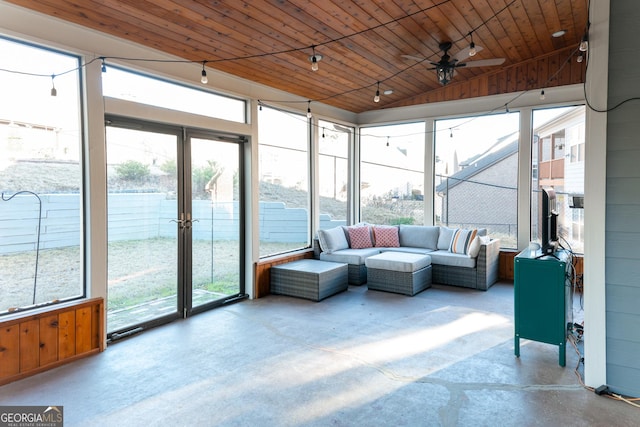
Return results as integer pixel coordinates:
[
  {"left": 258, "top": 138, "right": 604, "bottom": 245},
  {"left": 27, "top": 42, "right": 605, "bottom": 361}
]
[{"left": 436, "top": 106, "right": 585, "bottom": 251}]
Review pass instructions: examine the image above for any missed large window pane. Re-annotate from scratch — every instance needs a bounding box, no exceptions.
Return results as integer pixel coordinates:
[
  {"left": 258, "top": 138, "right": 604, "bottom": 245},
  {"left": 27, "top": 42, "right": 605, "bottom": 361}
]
[
  {"left": 258, "top": 106, "right": 309, "bottom": 257},
  {"left": 435, "top": 113, "right": 519, "bottom": 248},
  {"left": 318, "top": 120, "right": 351, "bottom": 229},
  {"left": 0, "top": 37, "right": 83, "bottom": 314},
  {"left": 360, "top": 122, "right": 425, "bottom": 225},
  {"left": 532, "top": 106, "right": 585, "bottom": 254},
  {"left": 102, "top": 67, "right": 246, "bottom": 123}
]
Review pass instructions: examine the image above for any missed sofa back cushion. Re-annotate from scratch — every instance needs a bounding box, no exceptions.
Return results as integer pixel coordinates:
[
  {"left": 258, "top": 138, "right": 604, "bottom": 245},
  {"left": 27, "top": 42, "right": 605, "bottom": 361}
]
[
  {"left": 399, "top": 225, "right": 440, "bottom": 250},
  {"left": 317, "top": 226, "right": 349, "bottom": 254},
  {"left": 437, "top": 226, "right": 456, "bottom": 250},
  {"left": 373, "top": 225, "right": 400, "bottom": 247}
]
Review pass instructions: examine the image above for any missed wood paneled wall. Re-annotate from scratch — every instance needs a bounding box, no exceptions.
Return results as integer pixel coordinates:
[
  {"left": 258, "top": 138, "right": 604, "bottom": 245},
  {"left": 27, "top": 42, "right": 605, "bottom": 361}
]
[
  {"left": 254, "top": 250, "right": 314, "bottom": 298},
  {"left": 388, "top": 46, "right": 584, "bottom": 109},
  {"left": 0, "top": 298, "right": 104, "bottom": 386}
]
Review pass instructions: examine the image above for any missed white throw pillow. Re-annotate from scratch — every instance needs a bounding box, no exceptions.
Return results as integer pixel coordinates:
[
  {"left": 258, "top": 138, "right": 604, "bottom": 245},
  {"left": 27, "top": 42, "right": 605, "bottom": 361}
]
[{"left": 437, "top": 226, "right": 457, "bottom": 250}]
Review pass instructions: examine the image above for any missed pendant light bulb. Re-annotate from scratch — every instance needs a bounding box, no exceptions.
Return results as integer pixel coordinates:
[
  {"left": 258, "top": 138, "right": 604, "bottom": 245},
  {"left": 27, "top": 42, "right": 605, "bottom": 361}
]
[
  {"left": 309, "top": 46, "right": 322, "bottom": 72},
  {"left": 200, "top": 61, "right": 208, "bottom": 84},
  {"left": 468, "top": 32, "right": 477, "bottom": 56},
  {"left": 50, "top": 74, "right": 57, "bottom": 97},
  {"left": 577, "top": 53, "right": 584, "bottom": 63},
  {"left": 307, "top": 101, "right": 312, "bottom": 119},
  {"left": 579, "top": 34, "right": 588, "bottom": 52},
  {"left": 540, "top": 90, "right": 546, "bottom": 100},
  {"left": 101, "top": 58, "right": 107, "bottom": 73},
  {"left": 374, "top": 82, "right": 380, "bottom": 103}
]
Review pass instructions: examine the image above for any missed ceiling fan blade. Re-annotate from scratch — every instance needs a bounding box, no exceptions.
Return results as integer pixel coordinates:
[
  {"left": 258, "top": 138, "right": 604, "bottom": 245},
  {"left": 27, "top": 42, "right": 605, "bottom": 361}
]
[
  {"left": 461, "top": 58, "right": 506, "bottom": 68},
  {"left": 401, "top": 54, "right": 427, "bottom": 62},
  {"left": 452, "top": 45, "right": 484, "bottom": 62}
]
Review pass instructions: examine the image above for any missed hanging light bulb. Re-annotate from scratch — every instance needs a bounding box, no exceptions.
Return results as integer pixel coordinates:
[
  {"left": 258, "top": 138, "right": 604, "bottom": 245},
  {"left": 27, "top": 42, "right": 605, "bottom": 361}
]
[
  {"left": 540, "top": 90, "right": 546, "bottom": 100},
  {"left": 101, "top": 58, "right": 107, "bottom": 73},
  {"left": 577, "top": 52, "right": 584, "bottom": 63},
  {"left": 450, "top": 128, "right": 453, "bottom": 138},
  {"left": 307, "top": 101, "right": 312, "bottom": 119},
  {"left": 309, "top": 46, "right": 322, "bottom": 72},
  {"left": 374, "top": 81, "right": 380, "bottom": 103},
  {"left": 505, "top": 104, "right": 510, "bottom": 113},
  {"left": 322, "top": 127, "right": 326, "bottom": 138},
  {"left": 200, "top": 61, "right": 208, "bottom": 84},
  {"left": 468, "top": 32, "right": 477, "bottom": 57},
  {"left": 579, "top": 34, "right": 588, "bottom": 52},
  {"left": 50, "top": 74, "right": 57, "bottom": 97},
  {"left": 386, "top": 136, "right": 390, "bottom": 147}
]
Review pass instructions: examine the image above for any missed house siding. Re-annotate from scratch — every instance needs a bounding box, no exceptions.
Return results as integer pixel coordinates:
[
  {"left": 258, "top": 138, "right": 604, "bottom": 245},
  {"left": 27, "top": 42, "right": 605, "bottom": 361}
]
[{"left": 605, "top": 0, "right": 640, "bottom": 397}]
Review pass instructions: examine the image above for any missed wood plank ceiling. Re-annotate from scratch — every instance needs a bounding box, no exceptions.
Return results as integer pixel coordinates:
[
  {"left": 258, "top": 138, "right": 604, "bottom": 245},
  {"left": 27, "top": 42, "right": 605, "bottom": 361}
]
[{"left": 6, "top": 0, "right": 589, "bottom": 113}]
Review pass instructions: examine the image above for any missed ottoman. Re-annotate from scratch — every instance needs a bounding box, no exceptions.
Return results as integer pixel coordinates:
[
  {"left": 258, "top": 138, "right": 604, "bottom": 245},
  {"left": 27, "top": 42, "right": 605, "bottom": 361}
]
[
  {"left": 270, "top": 259, "right": 348, "bottom": 301},
  {"left": 365, "top": 252, "right": 432, "bottom": 296}
]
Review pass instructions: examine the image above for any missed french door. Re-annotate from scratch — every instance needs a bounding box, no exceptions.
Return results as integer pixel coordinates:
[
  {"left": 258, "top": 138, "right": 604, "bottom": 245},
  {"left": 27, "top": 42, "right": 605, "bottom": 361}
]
[{"left": 105, "top": 118, "right": 245, "bottom": 338}]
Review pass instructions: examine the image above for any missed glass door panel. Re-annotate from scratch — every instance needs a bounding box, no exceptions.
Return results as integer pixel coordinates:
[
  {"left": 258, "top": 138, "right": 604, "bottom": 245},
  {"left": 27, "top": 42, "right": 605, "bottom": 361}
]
[
  {"left": 106, "top": 125, "right": 180, "bottom": 333},
  {"left": 188, "top": 137, "right": 241, "bottom": 310}
]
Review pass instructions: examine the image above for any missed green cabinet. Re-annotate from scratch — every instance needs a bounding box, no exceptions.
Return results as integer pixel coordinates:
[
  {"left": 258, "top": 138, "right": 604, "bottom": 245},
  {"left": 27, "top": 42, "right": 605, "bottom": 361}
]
[{"left": 514, "top": 248, "right": 572, "bottom": 366}]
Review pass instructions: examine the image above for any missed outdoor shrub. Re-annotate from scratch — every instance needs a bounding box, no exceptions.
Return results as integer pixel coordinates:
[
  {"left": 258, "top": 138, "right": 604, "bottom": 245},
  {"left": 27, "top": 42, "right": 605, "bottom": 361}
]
[{"left": 115, "top": 160, "right": 150, "bottom": 181}]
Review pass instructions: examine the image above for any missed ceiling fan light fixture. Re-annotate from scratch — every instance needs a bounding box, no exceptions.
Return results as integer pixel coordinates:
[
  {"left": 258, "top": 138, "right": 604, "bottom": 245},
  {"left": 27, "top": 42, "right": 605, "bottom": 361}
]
[{"left": 436, "top": 65, "right": 454, "bottom": 86}]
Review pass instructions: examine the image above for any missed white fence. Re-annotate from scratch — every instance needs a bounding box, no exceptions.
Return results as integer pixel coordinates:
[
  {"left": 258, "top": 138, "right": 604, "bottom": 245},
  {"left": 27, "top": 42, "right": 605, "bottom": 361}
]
[{"left": 0, "top": 193, "right": 344, "bottom": 254}]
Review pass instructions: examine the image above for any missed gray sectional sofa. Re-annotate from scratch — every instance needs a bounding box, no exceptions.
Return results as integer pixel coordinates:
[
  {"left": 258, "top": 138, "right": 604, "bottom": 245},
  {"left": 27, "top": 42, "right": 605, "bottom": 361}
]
[{"left": 315, "top": 224, "right": 500, "bottom": 291}]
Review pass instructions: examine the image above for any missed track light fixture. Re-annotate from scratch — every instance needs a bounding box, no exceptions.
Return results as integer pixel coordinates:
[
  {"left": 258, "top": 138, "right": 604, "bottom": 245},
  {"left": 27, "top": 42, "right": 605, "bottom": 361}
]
[
  {"left": 307, "top": 100, "right": 312, "bottom": 118},
  {"left": 468, "top": 32, "right": 477, "bottom": 57},
  {"left": 201, "top": 61, "right": 208, "bottom": 84},
  {"left": 50, "top": 74, "right": 57, "bottom": 96},
  {"left": 309, "top": 46, "right": 322, "bottom": 72},
  {"left": 374, "top": 81, "right": 380, "bottom": 103}
]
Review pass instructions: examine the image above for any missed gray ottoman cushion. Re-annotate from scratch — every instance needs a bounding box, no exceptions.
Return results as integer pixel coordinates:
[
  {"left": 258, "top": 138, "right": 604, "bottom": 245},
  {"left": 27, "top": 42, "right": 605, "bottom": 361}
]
[{"left": 365, "top": 251, "right": 431, "bottom": 272}]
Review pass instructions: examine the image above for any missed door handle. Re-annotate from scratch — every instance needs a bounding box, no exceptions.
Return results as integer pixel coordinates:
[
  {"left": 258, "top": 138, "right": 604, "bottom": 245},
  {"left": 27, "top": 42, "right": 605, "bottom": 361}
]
[{"left": 170, "top": 213, "right": 186, "bottom": 229}]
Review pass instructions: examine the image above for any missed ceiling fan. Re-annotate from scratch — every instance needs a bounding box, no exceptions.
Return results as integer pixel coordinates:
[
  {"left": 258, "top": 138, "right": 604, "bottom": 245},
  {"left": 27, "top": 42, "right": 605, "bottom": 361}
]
[{"left": 402, "top": 41, "right": 506, "bottom": 86}]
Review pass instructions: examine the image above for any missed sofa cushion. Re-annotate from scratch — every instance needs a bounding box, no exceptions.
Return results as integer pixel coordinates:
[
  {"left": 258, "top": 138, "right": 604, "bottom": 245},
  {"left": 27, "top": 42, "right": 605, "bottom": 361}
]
[
  {"left": 373, "top": 225, "right": 400, "bottom": 247},
  {"left": 320, "top": 248, "right": 381, "bottom": 265},
  {"left": 347, "top": 225, "right": 374, "bottom": 248},
  {"left": 380, "top": 247, "right": 433, "bottom": 255},
  {"left": 429, "top": 250, "right": 477, "bottom": 268},
  {"left": 342, "top": 223, "right": 371, "bottom": 246},
  {"left": 399, "top": 225, "right": 439, "bottom": 250},
  {"left": 437, "top": 226, "right": 456, "bottom": 250},
  {"left": 317, "top": 226, "right": 349, "bottom": 254},
  {"left": 450, "top": 228, "right": 478, "bottom": 255}
]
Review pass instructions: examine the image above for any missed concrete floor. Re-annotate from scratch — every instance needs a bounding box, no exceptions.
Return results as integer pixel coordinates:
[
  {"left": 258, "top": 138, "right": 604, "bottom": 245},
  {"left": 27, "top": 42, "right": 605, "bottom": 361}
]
[{"left": 0, "top": 282, "right": 637, "bottom": 426}]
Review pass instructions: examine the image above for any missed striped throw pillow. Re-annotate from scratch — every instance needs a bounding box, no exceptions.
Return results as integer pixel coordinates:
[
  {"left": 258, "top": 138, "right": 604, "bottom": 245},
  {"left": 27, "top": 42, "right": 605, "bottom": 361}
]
[{"left": 449, "top": 228, "right": 478, "bottom": 254}]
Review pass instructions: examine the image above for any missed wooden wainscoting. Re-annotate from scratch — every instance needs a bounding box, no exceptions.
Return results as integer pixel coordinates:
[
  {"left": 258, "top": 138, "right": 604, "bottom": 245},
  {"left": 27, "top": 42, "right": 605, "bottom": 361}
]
[
  {"left": 0, "top": 297, "right": 104, "bottom": 386},
  {"left": 498, "top": 250, "right": 583, "bottom": 288},
  {"left": 499, "top": 251, "right": 518, "bottom": 281},
  {"left": 255, "top": 249, "right": 315, "bottom": 298}
]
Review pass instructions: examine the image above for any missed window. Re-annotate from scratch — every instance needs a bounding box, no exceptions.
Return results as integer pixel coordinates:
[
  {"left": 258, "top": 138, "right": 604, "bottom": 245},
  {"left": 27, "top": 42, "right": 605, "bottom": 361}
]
[
  {"left": 360, "top": 122, "right": 425, "bottom": 225},
  {"left": 532, "top": 106, "right": 585, "bottom": 254},
  {"left": 102, "top": 67, "right": 246, "bottom": 123},
  {"left": 318, "top": 120, "right": 351, "bottom": 229},
  {"left": 258, "top": 106, "right": 309, "bottom": 257},
  {"left": 0, "top": 37, "right": 84, "bottom": 314},
  {"left": 434, "top": 113, "right": 520, "bottom": 248}
]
